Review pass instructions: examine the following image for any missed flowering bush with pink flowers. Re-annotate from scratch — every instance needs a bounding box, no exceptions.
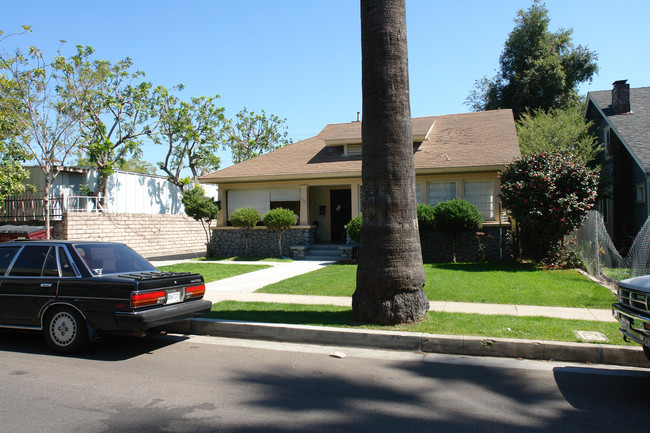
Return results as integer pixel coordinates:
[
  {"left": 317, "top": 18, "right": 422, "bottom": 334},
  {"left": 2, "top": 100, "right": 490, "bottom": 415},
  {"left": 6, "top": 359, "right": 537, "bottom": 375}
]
[{"left": 499, "top": 152, "right": 598, "bottom": 264}]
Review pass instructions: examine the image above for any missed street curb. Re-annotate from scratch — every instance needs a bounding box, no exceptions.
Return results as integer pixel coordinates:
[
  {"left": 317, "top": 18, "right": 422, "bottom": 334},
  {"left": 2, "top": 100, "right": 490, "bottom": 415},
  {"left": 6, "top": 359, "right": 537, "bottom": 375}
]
[{"left": 167, "top": 318, "right": 650, "bottom": 369}]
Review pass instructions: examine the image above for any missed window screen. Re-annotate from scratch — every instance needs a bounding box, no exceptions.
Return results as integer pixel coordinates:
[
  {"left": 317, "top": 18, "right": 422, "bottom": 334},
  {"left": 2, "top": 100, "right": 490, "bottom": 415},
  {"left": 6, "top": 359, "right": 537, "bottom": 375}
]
[
  {"left": 464, "top": 181, "right": 494, "bottom": 219},
  {"left": 427, "top": 182, "right": 456, "bottom": 206}
]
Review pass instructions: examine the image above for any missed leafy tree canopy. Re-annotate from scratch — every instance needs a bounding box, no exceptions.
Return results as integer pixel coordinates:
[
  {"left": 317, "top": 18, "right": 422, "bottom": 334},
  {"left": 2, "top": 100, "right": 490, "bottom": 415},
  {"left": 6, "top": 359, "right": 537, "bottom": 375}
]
[
  {"left": 516, "top": 101, "right": 603, "bottom": 167},
  {"left": 466, "top": 0, "right": 598, "bottom": 118},
  {"left": 224, "top": 107, "right": 291, "bottom": 164},
  {"left": 55, "top": 46, "right": 158, "bottom": 199},
  {"left": 152, "top": 84, "right": 226, "bottom": 189}
]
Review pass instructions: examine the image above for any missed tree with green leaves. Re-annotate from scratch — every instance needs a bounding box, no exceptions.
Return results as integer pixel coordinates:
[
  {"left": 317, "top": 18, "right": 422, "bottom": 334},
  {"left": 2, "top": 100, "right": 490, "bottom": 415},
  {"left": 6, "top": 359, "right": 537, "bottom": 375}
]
[
  {"left": 0, "top": 42, "right": 87, "bottom": 237},
  {"left": 499, "top": 152, "right": 598, "bottom": 264},
  {"left": 466, "top": 0, "right": 598, "bottom": 119},
  {"left": 230, "top": 207, "right": 261, "bottom": 256},
  {"left": 224, "top": 107, "right": 291, "bottom": 164},
  {"left": 181, "top": 185, "right": 220, "bottom": 257},
  {"left": 516, "top": 101, "right": 603, "bottom": 167},
  {"left": 0, "top": 28, "right": 33, "bottom": 204},
  {"left": 262, "top": 207, "right": 297, "bottom": 258},
  {"left": 433, "top": 199, "right": 483, "bottom": 263},
  {"left": 353, "top": 0, "right": 429, "bottom": 325},
  {"left": 75, "top": 154, "right": 158, "bottom": 175},
  {"left": 56, "top": 46, "right": 158, "bottom": 203},
  {"left": 152, "top": 85, "right": 226, "bottom": 189}
]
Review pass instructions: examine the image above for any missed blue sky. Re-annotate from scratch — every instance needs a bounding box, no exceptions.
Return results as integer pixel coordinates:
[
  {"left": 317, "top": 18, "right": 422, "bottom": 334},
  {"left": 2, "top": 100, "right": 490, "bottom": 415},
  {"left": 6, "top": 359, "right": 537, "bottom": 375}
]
[{"left": 3, "top": 0, "right": 649, "bottom": 171}]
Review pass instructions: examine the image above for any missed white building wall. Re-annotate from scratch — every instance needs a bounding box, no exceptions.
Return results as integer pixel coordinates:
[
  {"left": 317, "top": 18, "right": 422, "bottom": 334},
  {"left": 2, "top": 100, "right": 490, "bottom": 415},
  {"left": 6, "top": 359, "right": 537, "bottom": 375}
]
[{"left": 21, "top": 167, "right": 218, "bottom": 216}]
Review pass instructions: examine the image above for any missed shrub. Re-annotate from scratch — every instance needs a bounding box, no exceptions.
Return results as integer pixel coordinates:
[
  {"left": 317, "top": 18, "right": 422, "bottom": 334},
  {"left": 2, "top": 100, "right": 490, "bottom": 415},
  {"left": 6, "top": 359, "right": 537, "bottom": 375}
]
[
  {"left": 230, "top": 207, "right": 261, "bottom": 256},
  {"left": 417, "top": 203, "right": 436, "bottom": 229},
  {"left": 499, "top": 152, "right": 598, "bottom": 264},
  {"left": 433, "top": 199, "right": 483, "bottom": 262},
  {"left": 262, "top": 207, "right": 298, "bottom": 257},
  {"left": 346, "top": 213, "right": 362, "bottom": 244}
]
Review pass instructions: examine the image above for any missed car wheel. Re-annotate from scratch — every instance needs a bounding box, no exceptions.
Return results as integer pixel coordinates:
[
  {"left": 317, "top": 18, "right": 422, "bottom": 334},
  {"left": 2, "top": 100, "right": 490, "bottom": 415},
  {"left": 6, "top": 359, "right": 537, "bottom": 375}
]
[
  {"left": 643, "top": 344, "right": 650, "bottom": 363},
  {"left": 44, "top": 307, "right": 88, "bottom": 353}
]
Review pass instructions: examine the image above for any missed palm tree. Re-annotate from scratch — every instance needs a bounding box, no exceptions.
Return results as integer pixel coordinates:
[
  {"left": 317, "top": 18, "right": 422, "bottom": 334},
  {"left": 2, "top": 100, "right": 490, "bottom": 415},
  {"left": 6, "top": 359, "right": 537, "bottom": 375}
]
[{"left": 352, "top": 0, "right": 429, "bottom": 325}]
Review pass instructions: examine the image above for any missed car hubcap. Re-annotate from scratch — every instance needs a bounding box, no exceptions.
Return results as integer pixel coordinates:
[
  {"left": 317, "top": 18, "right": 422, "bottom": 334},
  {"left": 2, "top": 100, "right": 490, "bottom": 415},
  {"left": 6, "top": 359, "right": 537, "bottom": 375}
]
[{"left": 50, "top": 312, "right": 76, "bottom": 346}]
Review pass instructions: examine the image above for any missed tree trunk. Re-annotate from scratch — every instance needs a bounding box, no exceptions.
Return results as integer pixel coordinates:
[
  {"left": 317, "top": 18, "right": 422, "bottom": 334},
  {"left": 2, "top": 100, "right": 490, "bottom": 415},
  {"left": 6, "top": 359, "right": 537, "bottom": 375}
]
[{"left": 353, "top": 0, "right": 429, "bottom": 325}]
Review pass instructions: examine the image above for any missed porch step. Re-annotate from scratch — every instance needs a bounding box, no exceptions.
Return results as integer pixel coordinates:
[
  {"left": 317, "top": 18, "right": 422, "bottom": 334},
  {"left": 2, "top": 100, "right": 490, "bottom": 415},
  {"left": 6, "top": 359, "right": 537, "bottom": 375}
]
[{"left": 304, "top": 244, "right": 344, "bottom": 261}]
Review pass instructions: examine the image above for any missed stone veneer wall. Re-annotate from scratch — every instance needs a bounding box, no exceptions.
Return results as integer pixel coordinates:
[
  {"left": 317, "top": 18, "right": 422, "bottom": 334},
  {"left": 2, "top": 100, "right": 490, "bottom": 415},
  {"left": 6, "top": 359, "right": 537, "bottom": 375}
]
[
  {"left": 63, "top": 212, "right": 208, "bottom": 259},
  {"left": 210, "top": 224, "right": 510, "bottom": 262},
  {"left": 211, "top": 226, "right": 316, "bottom": 258}
]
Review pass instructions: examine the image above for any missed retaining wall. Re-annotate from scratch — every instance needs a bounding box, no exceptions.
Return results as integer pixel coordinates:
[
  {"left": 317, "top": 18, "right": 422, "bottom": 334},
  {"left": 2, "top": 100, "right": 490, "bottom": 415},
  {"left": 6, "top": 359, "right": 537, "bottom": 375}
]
[
  {"left": 62, "top": 212, "right": 208, "bottom": 259},
  {"left": 211, "top": 226, "right": 316, "bottom": 258}
]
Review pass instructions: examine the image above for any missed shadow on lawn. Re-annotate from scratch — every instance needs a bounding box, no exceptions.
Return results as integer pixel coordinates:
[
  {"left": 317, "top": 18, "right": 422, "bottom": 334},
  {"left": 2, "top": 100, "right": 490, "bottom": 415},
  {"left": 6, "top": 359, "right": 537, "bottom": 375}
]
[{"left": 428, "top": 262, "right": 539, "bottom": 273}]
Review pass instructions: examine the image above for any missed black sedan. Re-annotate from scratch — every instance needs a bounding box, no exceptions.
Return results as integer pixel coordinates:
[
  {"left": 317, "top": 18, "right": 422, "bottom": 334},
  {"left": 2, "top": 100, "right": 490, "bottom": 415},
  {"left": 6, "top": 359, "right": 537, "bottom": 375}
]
[{"left": 0, "top": 240, "right": 212, "bottom": 353}]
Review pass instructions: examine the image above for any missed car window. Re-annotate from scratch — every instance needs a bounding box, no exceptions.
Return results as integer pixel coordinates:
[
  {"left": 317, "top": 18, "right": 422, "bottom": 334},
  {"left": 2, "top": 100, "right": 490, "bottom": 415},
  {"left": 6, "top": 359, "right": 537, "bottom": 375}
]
[
  {"left": 58, "top": 247, "right": 76, "bottom": 277},
  {"left": 0, "top": 246, "right": 21, "bottom": 276},
  {"left": 42, "top": 247, "right": 59, "bottom": 277},
  {"left": 74, "top": 243, "right": 157, "bottom": 275},
  {"left": 8, "top": 245, "right": 51, "bottom": 277}
]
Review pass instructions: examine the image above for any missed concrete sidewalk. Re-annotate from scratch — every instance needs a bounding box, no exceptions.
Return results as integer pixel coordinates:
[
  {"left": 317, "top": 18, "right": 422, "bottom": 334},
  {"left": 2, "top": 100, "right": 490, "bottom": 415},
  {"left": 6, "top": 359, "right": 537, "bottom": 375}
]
[
  {"left": 154, "top": 258, "right": 650, "bottom": 368},
  {"left": 156, "top": 259, "right": 615, "bottom": 323}
]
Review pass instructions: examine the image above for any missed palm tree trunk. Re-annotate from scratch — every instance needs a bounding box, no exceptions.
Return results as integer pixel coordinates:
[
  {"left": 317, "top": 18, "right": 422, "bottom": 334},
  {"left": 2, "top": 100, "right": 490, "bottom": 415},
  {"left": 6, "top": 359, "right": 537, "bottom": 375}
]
[{"left": 353, "top": 0, "right": 429, "bottom": 325}]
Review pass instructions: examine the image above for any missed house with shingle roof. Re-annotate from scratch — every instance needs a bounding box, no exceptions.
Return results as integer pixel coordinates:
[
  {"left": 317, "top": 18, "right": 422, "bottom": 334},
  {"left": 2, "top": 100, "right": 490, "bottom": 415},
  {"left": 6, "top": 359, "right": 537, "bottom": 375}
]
[
  {"left": 200, "top": 109, "right": 520, "bottom": 257},
  {"left": 585, "top": 80, "right": 650, "bottom": 251}
]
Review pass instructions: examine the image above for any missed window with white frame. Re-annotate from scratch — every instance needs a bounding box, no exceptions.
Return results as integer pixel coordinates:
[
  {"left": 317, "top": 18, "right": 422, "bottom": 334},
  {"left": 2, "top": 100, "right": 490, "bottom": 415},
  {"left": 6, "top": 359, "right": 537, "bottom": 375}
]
[
  {"left": 463, "top": 180, "right": 494, "bottom": 219},
  {"left": 427, "top": 182, "right": 456, "bottom": 206},
  {"left": 415, "top": 183, "right": 422, "bottom": 203}
]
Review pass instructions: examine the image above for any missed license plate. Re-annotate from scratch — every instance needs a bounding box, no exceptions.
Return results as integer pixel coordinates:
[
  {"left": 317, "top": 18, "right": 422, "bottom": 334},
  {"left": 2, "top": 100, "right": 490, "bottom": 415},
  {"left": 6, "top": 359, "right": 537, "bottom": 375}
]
[{"left": 166, "top": 290, "right": 182, "bottom": 304}]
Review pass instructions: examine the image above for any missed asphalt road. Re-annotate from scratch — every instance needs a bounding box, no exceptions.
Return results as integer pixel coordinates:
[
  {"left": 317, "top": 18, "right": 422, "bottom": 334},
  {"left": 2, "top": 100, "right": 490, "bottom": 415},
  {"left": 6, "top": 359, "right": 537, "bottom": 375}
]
[{"left": 1, "top": 331, "right": 649, "bottom": 433}]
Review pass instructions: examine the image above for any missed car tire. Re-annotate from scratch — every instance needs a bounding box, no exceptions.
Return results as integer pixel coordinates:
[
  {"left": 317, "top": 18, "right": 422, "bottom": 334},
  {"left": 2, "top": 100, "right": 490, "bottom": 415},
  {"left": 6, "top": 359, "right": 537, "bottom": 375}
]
[{"left": 44, "top": 307, "right": 88, "bottom": 353}]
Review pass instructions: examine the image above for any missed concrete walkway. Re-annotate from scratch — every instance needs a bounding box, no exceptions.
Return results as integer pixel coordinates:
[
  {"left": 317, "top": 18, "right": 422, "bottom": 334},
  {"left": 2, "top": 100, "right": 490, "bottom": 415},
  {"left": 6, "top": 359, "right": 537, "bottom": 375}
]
[{"left": 151, "top": 258, "right": 616, "bottom": 323}]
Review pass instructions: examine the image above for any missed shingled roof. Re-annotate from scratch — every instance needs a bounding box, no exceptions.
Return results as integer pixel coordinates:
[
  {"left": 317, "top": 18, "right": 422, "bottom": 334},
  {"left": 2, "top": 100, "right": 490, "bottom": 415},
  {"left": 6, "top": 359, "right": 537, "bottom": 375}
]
[
  {"left": 587, "top": 86, "right": 650, "bottom": 172},
  {"left": 200, "top": 109, "right": 520, "bottom": 184}
]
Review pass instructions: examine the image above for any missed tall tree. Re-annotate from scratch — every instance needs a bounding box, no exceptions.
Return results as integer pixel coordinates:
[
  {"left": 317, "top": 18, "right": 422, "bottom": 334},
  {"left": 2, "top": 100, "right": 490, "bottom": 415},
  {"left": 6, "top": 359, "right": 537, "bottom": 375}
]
[
  {"left": 0, "top": 28, "right": 32, "bottom": 204},
  {"left": 0, "top": 43, "right": 86, "bottom": 237},
  {"left": 152, "top": 85, "right": 226, "bottom": 189},
  {"left": 466, "top": 0, "right": 598, "bottom": 118},
  {"left": 516, "top": 101, "right": 603, "bottom": 167},
  {"left": 56, "top": 47, "right": 157, "bottom": 202},
  {"left": 353, "top": 0, "right": 429, "bottom": 325},
  {"left": 224, "top": 107, "right": 290, "bottom": 164}
]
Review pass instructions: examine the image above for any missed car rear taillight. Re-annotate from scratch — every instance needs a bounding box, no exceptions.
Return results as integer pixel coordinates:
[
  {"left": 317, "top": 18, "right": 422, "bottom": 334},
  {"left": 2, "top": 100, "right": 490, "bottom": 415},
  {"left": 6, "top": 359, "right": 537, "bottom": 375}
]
[
  {"left": 131, "top": 290, "right": 166, "bottom": 308},
  {"left": 185, "top": 284, "right": 206, "bottom": 300}
]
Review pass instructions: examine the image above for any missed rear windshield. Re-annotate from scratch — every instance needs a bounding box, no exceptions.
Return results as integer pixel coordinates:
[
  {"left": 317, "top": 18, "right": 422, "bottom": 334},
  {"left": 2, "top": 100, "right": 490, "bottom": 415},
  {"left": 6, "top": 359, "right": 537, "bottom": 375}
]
[{"left": 73, "top": 243, "right": 157, "bottom": 276}]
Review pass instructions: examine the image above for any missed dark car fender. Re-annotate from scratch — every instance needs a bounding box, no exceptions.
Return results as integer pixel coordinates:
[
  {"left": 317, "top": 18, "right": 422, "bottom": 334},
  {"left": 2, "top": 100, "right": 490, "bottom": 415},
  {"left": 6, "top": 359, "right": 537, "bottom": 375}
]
[{"left": 38, "top": 300, "right": 105, "bottom": 342}]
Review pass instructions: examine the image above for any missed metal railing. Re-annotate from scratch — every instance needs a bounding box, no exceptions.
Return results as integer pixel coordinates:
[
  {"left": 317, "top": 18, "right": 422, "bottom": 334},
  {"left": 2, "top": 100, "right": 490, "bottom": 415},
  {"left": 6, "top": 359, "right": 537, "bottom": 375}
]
[{"left": 66, "top": 196, "right": 105, "bottom": 213}]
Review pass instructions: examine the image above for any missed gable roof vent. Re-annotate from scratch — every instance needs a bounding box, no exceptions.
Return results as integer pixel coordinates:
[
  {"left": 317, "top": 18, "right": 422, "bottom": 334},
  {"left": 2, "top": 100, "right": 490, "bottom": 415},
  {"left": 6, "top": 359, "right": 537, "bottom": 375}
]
[{"left": 612, "top": 80, "right": 631, "bottom": 114}]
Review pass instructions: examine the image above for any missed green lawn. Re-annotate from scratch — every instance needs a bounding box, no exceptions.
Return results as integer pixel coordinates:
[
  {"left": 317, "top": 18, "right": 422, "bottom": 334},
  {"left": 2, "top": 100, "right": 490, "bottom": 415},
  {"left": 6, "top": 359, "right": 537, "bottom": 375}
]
[
  {"left": 206, "top": 301, "right": 630, "bottom": 345},
  {"left": 258, "top": 262, "right": 615, "bottom": 308},
  {"left": 157, "top": 262, "right": 270, "bottom": 283},
  {"left": 195, "top": 257, "right": 292, "bottom": 262}
]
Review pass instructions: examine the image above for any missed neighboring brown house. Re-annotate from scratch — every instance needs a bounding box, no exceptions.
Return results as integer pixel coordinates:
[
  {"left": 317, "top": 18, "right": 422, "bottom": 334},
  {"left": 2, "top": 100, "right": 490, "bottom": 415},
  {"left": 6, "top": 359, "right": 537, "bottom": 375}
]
[
  {"left": 585, "top": 80, "right": 650, "bottom": 251},
  {"left": 200, "top": 109, "right": 520, "bottom": 253}
]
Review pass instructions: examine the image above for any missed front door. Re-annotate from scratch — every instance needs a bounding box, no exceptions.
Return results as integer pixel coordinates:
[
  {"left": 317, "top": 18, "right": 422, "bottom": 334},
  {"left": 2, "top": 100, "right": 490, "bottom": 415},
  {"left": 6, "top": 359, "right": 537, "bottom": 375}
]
[{"left": 330, "top": 189, "right": 351, "bottom": 243}]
